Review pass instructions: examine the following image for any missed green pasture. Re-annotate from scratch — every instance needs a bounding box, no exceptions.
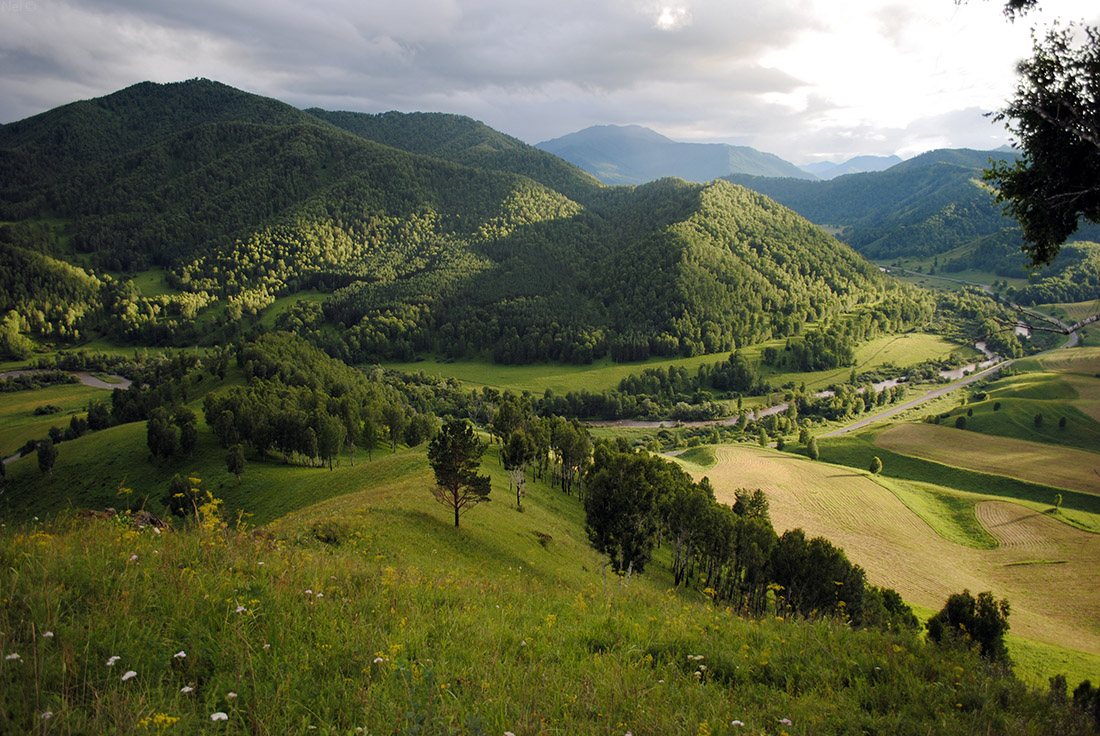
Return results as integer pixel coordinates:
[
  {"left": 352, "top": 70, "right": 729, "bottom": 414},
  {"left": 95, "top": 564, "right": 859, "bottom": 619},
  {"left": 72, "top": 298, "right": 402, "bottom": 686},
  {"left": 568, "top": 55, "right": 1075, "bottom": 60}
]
[
  {"left": 0, "top": 383, "right": 105, "bottom": 458},
  {"left": 387, "top": 332, "right": 971, "bottom": 397},
  {"left": 869, "top": 474, "right": 998, "bottom": 550}
]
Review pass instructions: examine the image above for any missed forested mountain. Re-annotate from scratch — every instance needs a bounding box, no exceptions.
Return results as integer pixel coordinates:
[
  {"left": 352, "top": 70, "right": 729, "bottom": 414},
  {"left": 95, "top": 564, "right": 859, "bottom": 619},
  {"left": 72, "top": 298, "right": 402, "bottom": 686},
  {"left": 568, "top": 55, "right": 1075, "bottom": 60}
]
[
  {"left": 305, "top": 109, "right": 601, "bottom": 202},
  {"left": 535, "top": 124, "right": 816, "bottom": 185},
  {"left": 727, "top": 150, "right": 1018, "bottom": 261},
  {"left": 1, "top": 79, "right": 916, "bottom": 364}
]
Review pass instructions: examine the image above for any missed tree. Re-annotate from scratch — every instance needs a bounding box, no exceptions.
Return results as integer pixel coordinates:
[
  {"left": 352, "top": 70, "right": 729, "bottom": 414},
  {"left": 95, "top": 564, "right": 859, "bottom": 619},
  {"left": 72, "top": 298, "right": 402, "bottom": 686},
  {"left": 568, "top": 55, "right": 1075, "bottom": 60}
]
[
  {"left": 584, "top": 448, "right": 670, "bottom": 577},
  {"left": 36, "top": 438, "right": 57, "bottom": 476},
  {"left": 382, "top": 404, "right": 407, "bottom": 453},
  {"left": 502, "top": 429, "right": 535, "bottom": 509},
  {"left": 227, "top": 444, "right": 246, "bottom": 483},
  {"left": 807, "top": 437, "right": 820, "bottom": 460},
  {"left": 427, "top": 420, "right": 491, "bottom": 528},
  {"left": 926, "top": 589, "right": 1012, "bottom": 663},
  {"left": 869, "top": 456, "right": 883, "bottom": 475},
  {"left": 985, "top": 23, "right": 1100, "bottom": 269},
  {"left": 361, "top": 416, "right": 378, "bottom": 461}
]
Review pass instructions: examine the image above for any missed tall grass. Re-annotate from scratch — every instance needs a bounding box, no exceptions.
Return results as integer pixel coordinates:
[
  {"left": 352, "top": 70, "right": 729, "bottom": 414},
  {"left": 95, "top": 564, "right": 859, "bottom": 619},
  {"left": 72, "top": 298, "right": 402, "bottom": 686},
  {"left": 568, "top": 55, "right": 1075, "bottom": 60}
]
[{"left": 2, "top": 506, "right": 1094, "bottom": 735}]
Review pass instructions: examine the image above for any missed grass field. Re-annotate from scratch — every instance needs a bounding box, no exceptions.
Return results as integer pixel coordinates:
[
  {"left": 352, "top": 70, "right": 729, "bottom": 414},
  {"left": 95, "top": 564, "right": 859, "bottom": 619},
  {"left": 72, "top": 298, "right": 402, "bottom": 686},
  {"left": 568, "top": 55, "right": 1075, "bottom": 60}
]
[
  {"left": 386, "top": 332, "right": 971, "bottom": 397},
  {"left": 686, "top": 444, "right": 1100, "bottom": 681},
  {"left": 0, "top": 383, "right": 106, "bottom": 458},
  {"left": 257, "top": 290, "right": 327, "bottom": 330},
  {"left": 875, "top": 423, "right": 1100, "bottom": 497}
]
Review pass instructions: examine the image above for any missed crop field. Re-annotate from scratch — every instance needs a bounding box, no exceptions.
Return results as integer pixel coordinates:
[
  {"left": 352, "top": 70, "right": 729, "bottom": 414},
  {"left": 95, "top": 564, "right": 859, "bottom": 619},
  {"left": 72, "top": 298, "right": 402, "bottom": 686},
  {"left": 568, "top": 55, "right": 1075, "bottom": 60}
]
[
  {"left": 874, "top": 423, "right": 1100, "bottom": 496},
  {"left": 689, "top": 444, "right": 1100, "bottom": 672},
  {"left": 386, "top": 332, "right": 969, "bottom": 396}
]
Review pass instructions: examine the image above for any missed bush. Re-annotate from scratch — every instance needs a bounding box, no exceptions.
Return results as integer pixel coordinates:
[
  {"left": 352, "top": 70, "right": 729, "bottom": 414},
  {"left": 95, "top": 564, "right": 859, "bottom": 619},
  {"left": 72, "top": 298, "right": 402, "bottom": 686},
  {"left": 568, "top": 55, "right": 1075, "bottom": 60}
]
[
  {"left": 869, "top": 456, "right": 883, "bottom": 475},
  {"left": 926, "top": 590, "right": 1011, "bottom": 663},
  {"left": 955, "top": 416, "right": 967, "bottom": 429}
]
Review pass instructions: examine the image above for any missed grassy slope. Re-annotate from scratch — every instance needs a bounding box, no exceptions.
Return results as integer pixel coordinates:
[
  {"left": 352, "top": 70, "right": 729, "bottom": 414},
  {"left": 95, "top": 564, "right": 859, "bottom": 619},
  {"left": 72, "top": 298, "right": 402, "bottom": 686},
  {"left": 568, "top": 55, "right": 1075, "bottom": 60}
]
[
  {"left": 681, "top": 444, "right": 1100, "bottom": 688},
  {"left": 2, "top": 452, "right": 1093, "bottom": 734},
  {"left": 0, "top": 382, "right": 103, "bottom": 456}
]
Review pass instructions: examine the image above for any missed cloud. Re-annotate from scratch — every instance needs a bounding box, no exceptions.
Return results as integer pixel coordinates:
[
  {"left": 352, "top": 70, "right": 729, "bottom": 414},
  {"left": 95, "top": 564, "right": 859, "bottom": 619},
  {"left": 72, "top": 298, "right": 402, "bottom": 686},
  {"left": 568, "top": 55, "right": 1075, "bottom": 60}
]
[{"left": 1, "top": 0, "right": 1097, "bottom": 162}]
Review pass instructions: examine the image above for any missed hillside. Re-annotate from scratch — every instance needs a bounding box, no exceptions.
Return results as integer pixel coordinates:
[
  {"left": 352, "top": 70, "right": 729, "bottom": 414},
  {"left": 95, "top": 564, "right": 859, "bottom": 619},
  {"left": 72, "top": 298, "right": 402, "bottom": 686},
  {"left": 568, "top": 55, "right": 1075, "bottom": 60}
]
[
  {"left": 535, "top": 124, "right": 816, "bottom": 185},
  {"left": 727, "top": 150, "right": 1017, "bottom": 262},
  {"left": 0, "top": 80, "right": 912, "bottom": 365},
  {"left": 2, "top": 336, "right": 1098, "bottom": 734}
]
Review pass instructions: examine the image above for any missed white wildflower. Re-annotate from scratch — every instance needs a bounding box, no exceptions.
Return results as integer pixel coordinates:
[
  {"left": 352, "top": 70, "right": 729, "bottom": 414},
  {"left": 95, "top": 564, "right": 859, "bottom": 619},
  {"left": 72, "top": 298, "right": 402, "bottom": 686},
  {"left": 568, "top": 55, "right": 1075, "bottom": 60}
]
[
  {"left": 211, "top": 712, "right": 228, "bottom": 721},
  {"left": 121, "top": 670, "right": 137, "bottom": 681}
]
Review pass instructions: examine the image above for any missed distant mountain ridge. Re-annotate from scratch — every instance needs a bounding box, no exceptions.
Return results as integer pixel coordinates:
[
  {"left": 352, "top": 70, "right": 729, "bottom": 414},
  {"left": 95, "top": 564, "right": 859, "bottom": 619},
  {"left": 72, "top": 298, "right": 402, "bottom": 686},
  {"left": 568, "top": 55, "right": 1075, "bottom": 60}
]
[
  {"left": 799, "top": 154, "right": 902, "bottom": 180},
  {"left": 535, "top": 124, "right": 816, "bottom": 185}
]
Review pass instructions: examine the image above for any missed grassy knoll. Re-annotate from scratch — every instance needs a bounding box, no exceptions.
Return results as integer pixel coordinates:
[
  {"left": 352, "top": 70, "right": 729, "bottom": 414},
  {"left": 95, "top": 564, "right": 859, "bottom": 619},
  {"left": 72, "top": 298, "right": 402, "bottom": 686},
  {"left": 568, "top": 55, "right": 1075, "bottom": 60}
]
[
  {"left": 688, "top": 444, "right": 1100, "bottom": 680},
  {"left": 129, "top": 267, "right": 176, "bottom": 298},
  {"left": 387, "top": 332, "right": 969, "bottom": 397},
  {"left": 875, "top": 423, "right": 1100, "bottom": 497},
  {"left": 0, "top": 382, "right": 104, "bottom": 457},
  {"left": 2, "top": 467, "right": 1094, "bottom": 734}
]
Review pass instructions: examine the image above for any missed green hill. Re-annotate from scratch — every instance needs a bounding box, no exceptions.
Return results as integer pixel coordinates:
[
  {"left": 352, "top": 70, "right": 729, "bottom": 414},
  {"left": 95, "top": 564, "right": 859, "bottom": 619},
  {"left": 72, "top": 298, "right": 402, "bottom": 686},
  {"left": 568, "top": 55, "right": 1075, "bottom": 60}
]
[{"left": 0, "top": 80, "right": 920, "bottom": 364}]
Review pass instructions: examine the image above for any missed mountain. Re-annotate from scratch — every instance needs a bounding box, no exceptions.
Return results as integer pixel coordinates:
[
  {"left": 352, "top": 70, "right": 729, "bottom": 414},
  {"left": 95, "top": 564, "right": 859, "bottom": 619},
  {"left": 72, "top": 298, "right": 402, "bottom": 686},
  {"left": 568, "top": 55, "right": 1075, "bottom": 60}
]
[
  {"left": 799, "top": 154, "right": 903, "bottom": 180},
  {"left": 0, "top": 80, "right": 916, "bottom": 364},
  {"left": 535, "top": 124, "right": 816, "bottom": 185},
  {"left": 727, "top": 149, "right": 1022, "bottom": 263}
]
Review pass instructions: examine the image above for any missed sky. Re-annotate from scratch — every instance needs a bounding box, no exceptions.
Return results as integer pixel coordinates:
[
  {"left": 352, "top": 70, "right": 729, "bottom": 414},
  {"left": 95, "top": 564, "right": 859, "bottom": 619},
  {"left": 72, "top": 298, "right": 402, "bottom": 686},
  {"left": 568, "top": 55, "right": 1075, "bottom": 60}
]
[{"left": 1, "top": 0, "right": 1098, "bottom": 164}]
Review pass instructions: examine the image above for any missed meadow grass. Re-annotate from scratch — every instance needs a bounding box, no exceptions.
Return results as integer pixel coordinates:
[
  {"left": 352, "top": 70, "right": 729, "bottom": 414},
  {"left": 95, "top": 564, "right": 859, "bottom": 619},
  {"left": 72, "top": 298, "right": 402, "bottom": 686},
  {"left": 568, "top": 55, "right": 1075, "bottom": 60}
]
[
  {"left": 129, "top": 267, "right": 176, "bottom": 298},
  {"left": 1, "top": 481, "right": 1092, "bottom": 734},
  {"left": 868, "top": 475, "right": 999, "bottom": 550}
]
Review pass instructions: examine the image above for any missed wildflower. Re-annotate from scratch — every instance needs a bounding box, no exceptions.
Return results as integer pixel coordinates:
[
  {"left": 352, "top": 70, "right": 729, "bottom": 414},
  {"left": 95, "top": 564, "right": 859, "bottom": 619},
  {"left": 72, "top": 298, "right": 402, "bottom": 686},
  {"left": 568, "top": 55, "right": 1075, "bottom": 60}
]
[
  {"left": 4, "top": 653, "right": 21, "bottom": 661},
  {"left": 262, "top": 644, "right": 270, "bottom": 650},
  {"left": 174, "top": 650, "right": 186, "bottom": 659},
  {"left": 505, "top": 732, "right": 516, "bottom": 736},
  {"left": 227, "top": 692, "right": 237, "bottom": 699},
  {"left": 258, "top": 561, "right": 264, "bottom": 566},
  {"left": 779, "top": 718, "right": 792, "bottom": 726},
  {"left": 305, "top": 589, "right": 312, "bottom": 595},
  {"left": 41, "top": 711, "right": 53, "bottom": 719},
  {"left": 43, "top": 631, "right": 54, "bottom": 639},
  {"left": 122, "top": 670, "right": 137, "bottom": 681},
  {"left": 236, "top": 605, "right": 246, "bottom": 613},
  {"left": 106, "top": 655, "right": 120, "bottom": 666},
  {"left": 521, "top": 640, "right": 527, "bottom": 646},
  {"left": 211, "top": 712, "right": 228, "bottom": 721},
  {"left": 181, "top": 686, "right": 194, "bottom": 693},
  {"left": 731, "top": 721, "right": 744, "bottom": 727},
  {"left": 316, "top": 593, "right": 323, "bottom": 598},
  {"left": 129, "top": 554, "right": 138, "bottom": 562},
  {"left": 373, "top": 657, "right": 384, "bottom": 664}
]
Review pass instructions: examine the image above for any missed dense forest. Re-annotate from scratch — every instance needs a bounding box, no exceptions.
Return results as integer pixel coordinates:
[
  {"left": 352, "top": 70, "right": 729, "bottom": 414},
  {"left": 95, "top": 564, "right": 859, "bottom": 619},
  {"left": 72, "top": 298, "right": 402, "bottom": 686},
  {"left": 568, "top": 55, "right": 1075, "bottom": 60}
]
[{"left": 1, "top": 79, "right": 918, "bottom": 364}]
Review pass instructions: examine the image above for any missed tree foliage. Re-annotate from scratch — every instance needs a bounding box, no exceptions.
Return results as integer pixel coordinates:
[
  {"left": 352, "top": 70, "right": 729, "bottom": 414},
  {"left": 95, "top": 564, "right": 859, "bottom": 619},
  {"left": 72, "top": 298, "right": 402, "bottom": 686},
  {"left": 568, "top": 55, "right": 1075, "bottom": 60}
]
[
  {"left": 427, "top": 420, "right": 491, "bottom": 528},
  {"left": 986, "top": 23, "right": 1100, "bottom": 267},
  {"left": 926, "top": 589, "right": 1012, "bottom": 663}
]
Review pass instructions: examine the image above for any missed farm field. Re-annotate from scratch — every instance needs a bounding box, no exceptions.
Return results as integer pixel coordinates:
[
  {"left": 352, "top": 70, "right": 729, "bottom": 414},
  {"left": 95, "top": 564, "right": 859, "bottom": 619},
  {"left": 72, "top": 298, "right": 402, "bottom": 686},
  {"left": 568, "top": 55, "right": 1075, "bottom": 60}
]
[
  {"left": 386, "top": 332, "right": 970, "bottom": 397},
  {"left": 688, "top": 444, "right": 1100, "bottom": 681},
  {"left": 875, "top": 423, "right": 1100, "bottom": 496}
]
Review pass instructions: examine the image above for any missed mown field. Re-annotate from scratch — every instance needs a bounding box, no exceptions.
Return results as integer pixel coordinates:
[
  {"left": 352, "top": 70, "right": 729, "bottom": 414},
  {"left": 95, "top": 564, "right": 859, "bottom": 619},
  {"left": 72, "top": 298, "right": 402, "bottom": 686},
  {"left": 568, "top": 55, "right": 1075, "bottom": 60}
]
[
  {"left": 683, "top": 444, "right": 1100, "bottom": 688},
  {"left": 874, "top": 423, "right": 1100, "bottom": 496}
]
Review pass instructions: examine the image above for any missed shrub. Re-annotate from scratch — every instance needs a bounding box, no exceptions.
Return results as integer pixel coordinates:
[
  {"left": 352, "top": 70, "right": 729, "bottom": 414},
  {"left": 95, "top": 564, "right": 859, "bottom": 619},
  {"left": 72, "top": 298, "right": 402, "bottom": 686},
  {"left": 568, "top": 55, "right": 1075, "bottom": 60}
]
[
  {"left": 926, "top": 589, "right": 1011, "bottom": 663},
  {"left": 955, "top": 416, "right": 967, "bottom": 429},
  {"left": 869, "top": 456, "right": 883, "bottom": 475}
]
